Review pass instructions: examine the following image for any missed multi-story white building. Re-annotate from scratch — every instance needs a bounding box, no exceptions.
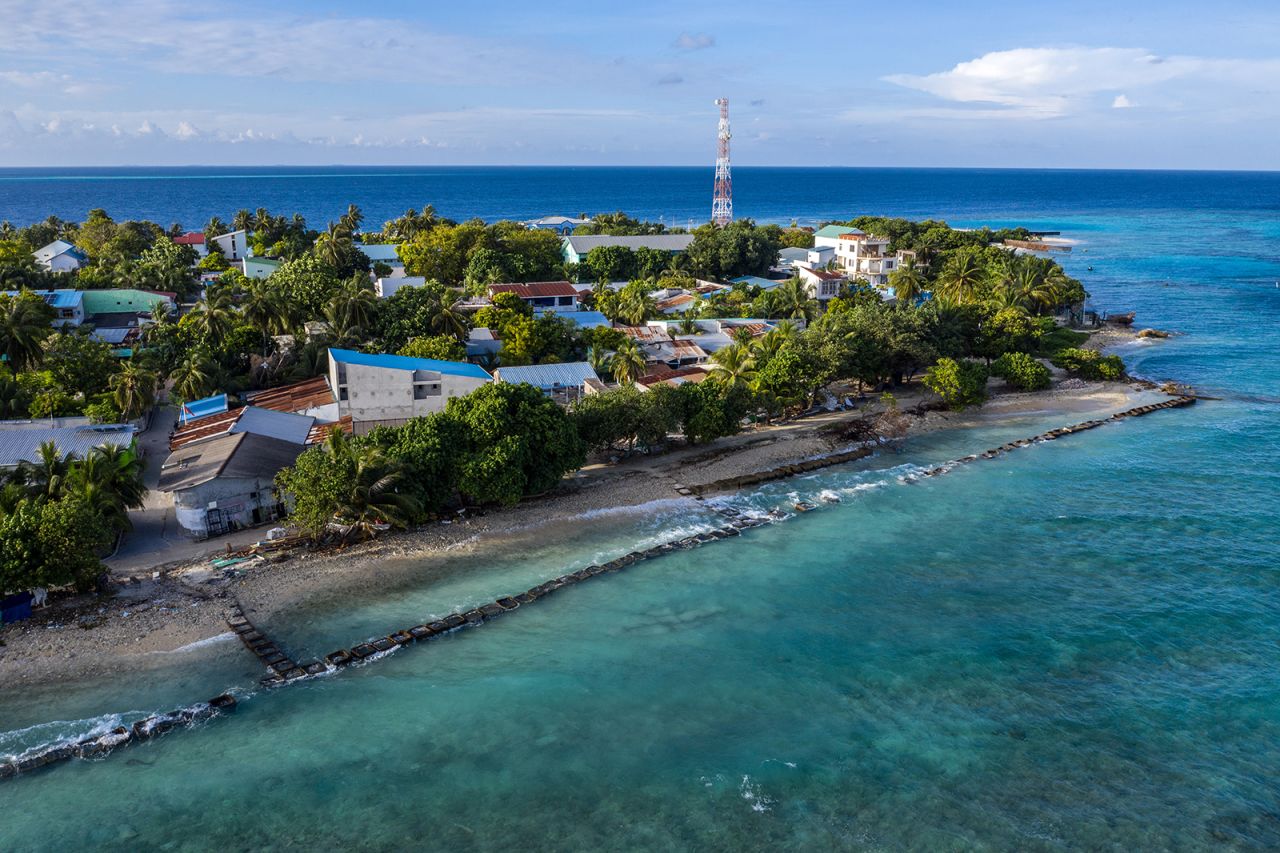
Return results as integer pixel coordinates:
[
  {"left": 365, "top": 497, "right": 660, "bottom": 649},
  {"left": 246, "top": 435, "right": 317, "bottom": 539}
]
[
  {"left": 210, "top": 229, "right": 251, "bottom": 261},
  {"left": 833, "top": 229, "right": 896, "bottom": 287},
  {"left": 327, "top": 348, "right": 491, "bottom": 434}
]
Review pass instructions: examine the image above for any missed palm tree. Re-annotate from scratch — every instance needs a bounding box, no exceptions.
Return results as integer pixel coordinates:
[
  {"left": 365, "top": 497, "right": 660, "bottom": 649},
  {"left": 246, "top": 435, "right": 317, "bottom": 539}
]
[
  {"left": 12, "top": 442, "right": 74, "bottom": 501},
  {"left": 319, "top": 431, "right": 418, "bottom": 542},
  {"left": 0, "top": 373, "right": 29, "bottom": 418},
  {"left": 889, "top": 257, "right": 926, "bottom": 307},
  {"left": 110, "top": 362, "right": 158, "bottom": 420},
  {"left": 240, "top": 279, "right": 287, "bottom": 351},
  {"left": 610, "top": 338, "right": 647, "bottom": 385},
  {"left": 676, "top": 311, "right": 700, "bottom": 335},
  {"left": 428, "top": 290, "right": 470, "bottom": 341},
  {"left": 232, "top": 209, "right": 255, "bottom": 233},
  {"left": 752, "top": 328, "right": 788, "bottom": 363},
  {"left": 709, "top": 343, "right": 757, "bottom": 390},
  {"left": 339, "top": 204, "right": 363, "bottom": 234},
  {"left": 315, "top": 221, "right": 353, "bottom": 268},
  {"left": 171, "top": 352, "right": 216, "bottom": 401},
  {"left": 189, "top": 287, "right": 236, "bottom": 343},
  {"left": 77, "top": 444, "right": 147, "bottom": 510},
  {"left": 772, "top": 277, "right": 816, "bottom": 321},
  {"left": 937, "top": 252, "right": 985, "bottom": 306},
  {"left": 331, "top": 276, "right": 378, "bottom": 331},
  {"left": 204, "top": 216, "right": 228, "bottom": 241},
  {"left": 618, "top": 286, "right": 656, "bottom": 326},
  {"left": 586, "top": 345, "right": 613, "bottom": 376},
  {"left": 0, "top": 292, "right": 52, "bottom": 371}
]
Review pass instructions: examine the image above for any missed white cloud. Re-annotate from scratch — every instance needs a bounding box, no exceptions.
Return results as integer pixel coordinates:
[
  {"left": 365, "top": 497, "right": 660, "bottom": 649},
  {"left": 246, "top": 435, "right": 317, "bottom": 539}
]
[
  {"left": 0, "top": 1, "right": 579, "bottom": 87},
  {"left": 885, "top": 47, "right": 1280, "bottom": 117},
  {"left": 1112, "top": 94, "right": 1133, "bottom": 108},
  {"left": 174, "top": 121, "right": 200, "bottom": 139},
  {"left": 673, "top": 32, "right": 715, "bottom": 51}
]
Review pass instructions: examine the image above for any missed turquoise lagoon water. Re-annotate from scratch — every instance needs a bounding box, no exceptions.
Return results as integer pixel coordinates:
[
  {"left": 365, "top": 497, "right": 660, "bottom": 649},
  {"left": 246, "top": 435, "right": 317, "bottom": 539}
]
[{"left": 3, "top": 172, "right": 1280, "bottom": 849}]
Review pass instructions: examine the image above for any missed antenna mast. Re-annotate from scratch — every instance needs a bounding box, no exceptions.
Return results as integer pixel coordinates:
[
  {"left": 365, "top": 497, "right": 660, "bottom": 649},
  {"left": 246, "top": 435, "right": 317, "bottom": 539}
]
[{"left": 711, "top": 98, "right": 732, "bottom": 226}]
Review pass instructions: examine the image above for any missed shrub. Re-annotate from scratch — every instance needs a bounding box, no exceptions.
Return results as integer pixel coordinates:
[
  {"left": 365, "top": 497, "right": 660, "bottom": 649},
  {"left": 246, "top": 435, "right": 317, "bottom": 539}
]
[
  {"left": 1051, "top": 347, "right": 1125, "bottom": 381},
  {"left": 923, "top": 357, "right": 989, "bottom": 410},
  {"left": 992, "top": 352, "right": 1051, "bottom": 391}
]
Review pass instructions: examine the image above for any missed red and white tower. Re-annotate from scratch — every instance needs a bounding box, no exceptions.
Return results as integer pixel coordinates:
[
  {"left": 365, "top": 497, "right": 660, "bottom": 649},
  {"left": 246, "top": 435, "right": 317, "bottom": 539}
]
[{"left": 711, "top": 98, "right": 732, "bottom": 226}]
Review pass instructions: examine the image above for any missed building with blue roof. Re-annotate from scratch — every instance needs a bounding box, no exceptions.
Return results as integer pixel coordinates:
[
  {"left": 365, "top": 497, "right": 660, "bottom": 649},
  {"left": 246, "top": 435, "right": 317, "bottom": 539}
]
[
  {"left": 730, "top": 275, "right": 786, "bottom": 291},
  {"left": 179, "top": 393, "right": 230, "bottom": 425},
  {"left": 327, "top": 348, "right": 492, "bottom": 432},
  {"left": 534, "top": 309, "right": 611, "bottom": 329},
  {"left": 4, "top": 289, "right": 84, "bottom": 327},
  {"left": 495, "top": 362, "right": 600, "bottom": 402}
]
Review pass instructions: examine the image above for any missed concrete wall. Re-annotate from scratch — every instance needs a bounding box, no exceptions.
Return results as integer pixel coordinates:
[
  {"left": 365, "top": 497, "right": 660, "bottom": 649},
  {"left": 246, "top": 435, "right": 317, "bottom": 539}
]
[
  {"left": 330, "top": 360, "right": 490, "bottom": 426},
  {"left": 172, "top": 475, "right": 282, "bottom": 539}
]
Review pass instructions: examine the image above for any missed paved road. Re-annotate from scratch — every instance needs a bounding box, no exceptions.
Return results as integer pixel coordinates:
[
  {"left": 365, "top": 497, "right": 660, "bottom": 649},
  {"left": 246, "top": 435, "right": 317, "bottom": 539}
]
[{"left": 107, "top": 405, "right": 262, "bottom": 575}]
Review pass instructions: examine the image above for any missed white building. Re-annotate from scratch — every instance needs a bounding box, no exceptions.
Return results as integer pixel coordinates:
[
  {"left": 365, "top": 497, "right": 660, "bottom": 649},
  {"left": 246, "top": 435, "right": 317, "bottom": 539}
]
[
  {"left": 561, "top": 234, "right": 694, "bottom": 266},
  {"left": 173, "top": 232, "right": 209, "bottom": 258},
  {"left": 3, "top": 289, "right": 85, "bottom": 327},
  {"left": 488, "top": 281, "right": 581, "bottom": 312},
  {"left": 32, "top": 240, "right": 87, "bottom": 273},
  {"left": 242, "top": 257, "right": 282, "bottom": 279},
  {"left": 523, "top": 216, "right": 591, "bottom": 235},
  {"left": 211, "top": 230, "right": 250, "bottom": 261},
  {"left": 833, "top": 229, "right": 896, "bottom": 287},
  {"left": 376, "top": 276, "right": 425, "bottom": 299},
  {"left": 360, "top": 243, "right": 405, "bottom": 277},
  {"left": 327, "top": 348, "right": 492, "bottom": 433},
  {"left": 796, "top": 266, "right": 846, "bottom": 302}
]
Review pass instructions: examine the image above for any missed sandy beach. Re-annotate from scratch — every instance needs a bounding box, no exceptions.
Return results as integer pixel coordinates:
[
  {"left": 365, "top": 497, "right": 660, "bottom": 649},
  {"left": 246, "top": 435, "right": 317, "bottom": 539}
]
[{"left": 0, "top": 364, "right": 1166, "bottom": 692}]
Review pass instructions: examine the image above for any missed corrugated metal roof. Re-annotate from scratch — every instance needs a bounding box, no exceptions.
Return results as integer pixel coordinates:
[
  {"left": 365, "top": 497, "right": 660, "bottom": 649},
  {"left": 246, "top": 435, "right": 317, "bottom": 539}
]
[
  {"left": 359, "top": 243, "right": 402, "bottom": 262},
  {"left": 158, "top": 432, "right": 303, "bottom": 492},
  {"left": 815, "top": 225, "right": 861, "bottom": 238},
  {"left": 89, "top": 327, "right": 134, "bottom": 344},
  {"left": 328, "top": 348, "right": 492, "bottom": 380},
  {"left": 243, "top": 376, "right": 334, "bottom": 413},
  {"left": 228, "top": 407, "right": 315, "bottom": 445},
  {"left": 489, "top": 281, "right": 578, "bottom": 299},
  {"left": 536, "top": 310, "right": 610, "bottom": 328},
  {"left": 180, "top": 394, "right": 229, "bottom": 424},
  {"left": 563, "top": 234, "right": 694, "bottom": 254},
  {"left": 731, "top": 276, "right": 785, "bottom": 290},
  {"left": 495, "top": 362, "right": 600, "bottom": 389},
  {"left": 0, "top": 424, "right": 135, "bottom": 468},
  {"left": 778, "top": 247, "right": 810, "bottom": 261},
  {"left": 4, "top": 289, "right": 83, "bottom": 309}
]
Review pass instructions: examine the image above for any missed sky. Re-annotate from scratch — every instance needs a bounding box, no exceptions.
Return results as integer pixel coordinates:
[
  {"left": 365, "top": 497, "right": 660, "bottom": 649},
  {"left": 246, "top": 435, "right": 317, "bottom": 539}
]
[{"left": 2, "top": 0, "right": 1279, "bottom": 169}]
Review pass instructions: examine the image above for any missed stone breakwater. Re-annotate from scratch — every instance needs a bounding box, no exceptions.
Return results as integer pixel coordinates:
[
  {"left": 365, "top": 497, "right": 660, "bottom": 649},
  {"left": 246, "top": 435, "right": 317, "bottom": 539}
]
[
  {"left": 0, "top": 693, "right": 237, "bottom": 781},
  {"left": 0, "top": 395, "right": 1197, "bottom": 781}
]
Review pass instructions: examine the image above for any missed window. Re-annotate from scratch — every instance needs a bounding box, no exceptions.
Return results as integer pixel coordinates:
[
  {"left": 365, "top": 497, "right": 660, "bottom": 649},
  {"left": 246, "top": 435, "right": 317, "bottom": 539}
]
[
  {"left": 413, "top": 383, "right": 441, "bottom": 400},
  {"left": 338, "top": 387, "right": 348, "bottom": 401}
]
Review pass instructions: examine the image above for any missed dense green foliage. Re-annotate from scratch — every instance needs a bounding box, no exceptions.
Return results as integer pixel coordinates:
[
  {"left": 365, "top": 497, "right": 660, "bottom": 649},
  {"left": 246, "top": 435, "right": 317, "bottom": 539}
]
[
  {"left": 923, "top": 358, "right": 991, "bottom": 410},
  {"left": 276, "top": 384, "right": 586, "bottom": 536},
  {"left": 991, "top": 351, "right": 1052, "bottom": 391},
  {"left": 1051, "top": 347, "right": 1126, "bottom": 380},
  {"left": 0, "top": 442, "right": 147, "bottom": 593}
]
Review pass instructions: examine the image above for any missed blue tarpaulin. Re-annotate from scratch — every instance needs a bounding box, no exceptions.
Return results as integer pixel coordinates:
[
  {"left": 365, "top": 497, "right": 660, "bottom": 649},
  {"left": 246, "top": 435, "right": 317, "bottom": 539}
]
[{"left": 1, "top": 592, "right": 33, "bottom": 624}]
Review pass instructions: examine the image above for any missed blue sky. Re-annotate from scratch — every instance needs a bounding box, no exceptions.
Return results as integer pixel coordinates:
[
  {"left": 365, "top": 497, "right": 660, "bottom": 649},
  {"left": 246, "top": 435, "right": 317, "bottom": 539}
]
[{"left": 2, "top": 0, "right": 1279, "bottom": 168}]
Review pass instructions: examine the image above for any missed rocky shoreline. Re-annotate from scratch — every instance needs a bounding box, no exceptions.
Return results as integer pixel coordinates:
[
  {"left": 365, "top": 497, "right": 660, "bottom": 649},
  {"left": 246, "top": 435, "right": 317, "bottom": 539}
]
[{"left": 0, "top": 375, "right": 1163, "bottom": 693}]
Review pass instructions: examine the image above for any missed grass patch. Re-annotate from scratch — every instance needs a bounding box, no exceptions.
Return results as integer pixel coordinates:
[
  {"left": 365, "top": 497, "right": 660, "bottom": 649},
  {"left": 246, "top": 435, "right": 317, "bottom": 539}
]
[{"left": 1035, "top": 326, "right": 1090, "bottom": 357}]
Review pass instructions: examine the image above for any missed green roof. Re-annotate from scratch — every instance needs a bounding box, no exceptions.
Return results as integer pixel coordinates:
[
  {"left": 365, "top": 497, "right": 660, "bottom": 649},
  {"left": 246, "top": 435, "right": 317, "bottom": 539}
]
[
  {"left": 815, "top": 224, "right": 862, "bottom": 238},
  {"left": 81, "top": 289, "right": 172, "bottom": 316}
]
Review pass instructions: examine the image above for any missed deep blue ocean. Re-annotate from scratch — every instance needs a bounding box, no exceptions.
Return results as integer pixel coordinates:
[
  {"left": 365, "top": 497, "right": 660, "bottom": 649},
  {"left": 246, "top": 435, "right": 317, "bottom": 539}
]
[{"left": 1, "top": 167, "right": 1279, "bottom": 850}]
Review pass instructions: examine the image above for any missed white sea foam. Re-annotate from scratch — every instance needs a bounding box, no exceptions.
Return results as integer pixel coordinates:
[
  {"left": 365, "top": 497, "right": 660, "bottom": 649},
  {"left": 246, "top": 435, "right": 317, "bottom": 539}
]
[
  {"left": 0, "top": 711, "right": 143, "bottom": 761},
  {"left": 154, "top": 632, "right": 237, "bottom": 654}
]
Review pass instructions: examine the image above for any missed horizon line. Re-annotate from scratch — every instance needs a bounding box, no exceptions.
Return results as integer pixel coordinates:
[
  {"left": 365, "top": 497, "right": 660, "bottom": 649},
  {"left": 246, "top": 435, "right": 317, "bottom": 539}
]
[{"left": 1, "top": 164, "right": 1278, "bottom": 175}]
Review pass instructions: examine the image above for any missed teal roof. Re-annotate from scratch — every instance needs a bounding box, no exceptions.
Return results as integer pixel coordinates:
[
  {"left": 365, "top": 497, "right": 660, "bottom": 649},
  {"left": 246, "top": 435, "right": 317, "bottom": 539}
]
[
  {"left": 815, "top": 225, "right": 862, "bottom": 238},
  {"left": 328, "top": 348, "right": 492, "bottom": 381},
  {"left": 730, "top": 276, "right": 784, "bottom": 290}
]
